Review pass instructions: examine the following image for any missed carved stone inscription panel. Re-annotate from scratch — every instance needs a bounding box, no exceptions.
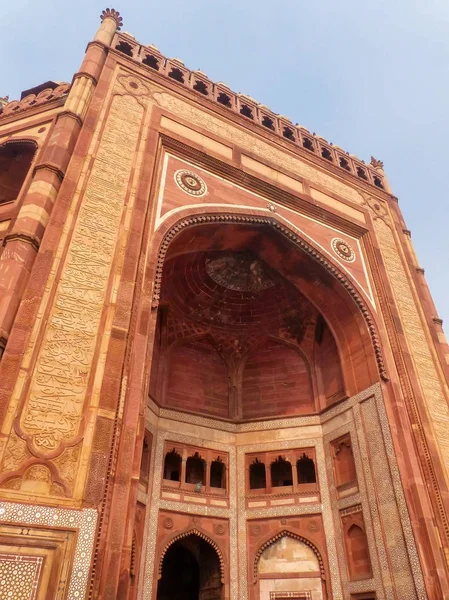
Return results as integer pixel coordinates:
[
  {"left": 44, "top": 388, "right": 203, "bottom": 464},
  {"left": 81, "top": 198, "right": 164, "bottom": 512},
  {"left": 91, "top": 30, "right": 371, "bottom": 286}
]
[
  {"left": 375, "top": 218, "right": 449, "bottom": 479},
  {"left": 18, "top": 93, "right": 144, "bottom": 455}
]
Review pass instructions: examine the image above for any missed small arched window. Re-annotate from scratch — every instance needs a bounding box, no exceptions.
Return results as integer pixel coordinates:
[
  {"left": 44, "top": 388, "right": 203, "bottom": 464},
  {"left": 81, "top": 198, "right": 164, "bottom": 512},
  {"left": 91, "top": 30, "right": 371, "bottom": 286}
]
[
  {"left": 210, "top": 458, "right": 226, "bottom": 489},
  {"left": 185, "top": 452, "right": 205, "bottom": 485},
  {"left": 261, "top": 116, "right": 275, "bottom": 130},
  {"left": 271, "top": 456, "right": 293, "bottom": 487},
  {"left": 283, "top": 126, "right": 295, "bottom": 141},
  {"left": 339, "top": 157, "right": 351, "bottom": 171},
  {"left": 333, "top": 437, "right": 357, "bottom": 487},
  {"left": 115, "top": 41, "right": 133, "bottom": 57},
  {"left": 163, "top": 449, "right": 182, "bottom": 482},
  {"left": 142, "top": 54, "right": 160, "bottom": 70},
  {"left": 193, "top": 80, "right": 208, "bottom": 95},
  {"left": 168, "top": 68, "right": 185, "bottom": 83},
  {"left": 374, "top": 176, "right": 384, "bottom": 189},
  {"left": 296, "top": 454, "right": 317, "bottom": 484},
  {"left": 240, "top": 104, "right": 253, "bottom": 119},
  {"left": 249, "top": 459, "right": 266, "bottom": 490},
  {"left": 356, "top": 166, "right": 368, "bottom": 181},
  {"left": 0, "top": 141, "right": 36, "bottom": 205},
  {"left": 217, "top": 92, "right": 232, "bottom": 108},
  {"left": 321, "top": 147, "right": 333, "bottom": 161},
  {"left": 303, "top": 137, "right": 314, "bottom": 151}
]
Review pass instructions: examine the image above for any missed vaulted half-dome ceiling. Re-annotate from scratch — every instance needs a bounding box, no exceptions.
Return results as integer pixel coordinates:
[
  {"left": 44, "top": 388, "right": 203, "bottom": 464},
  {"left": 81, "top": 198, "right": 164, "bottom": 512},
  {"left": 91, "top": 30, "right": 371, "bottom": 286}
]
[{"left": 150, "top": 221, "right": 379, "bottom": 421}]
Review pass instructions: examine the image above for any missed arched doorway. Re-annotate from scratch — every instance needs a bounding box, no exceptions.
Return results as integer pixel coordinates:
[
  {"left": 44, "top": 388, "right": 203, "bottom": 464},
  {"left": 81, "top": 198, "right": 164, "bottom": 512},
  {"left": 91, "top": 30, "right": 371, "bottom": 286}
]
[
  {"left": 256, "top": 534, "right": 326, "bottom": 600},
  {"left": 157, "top": 534, "right": 223, "bottom": 600}
]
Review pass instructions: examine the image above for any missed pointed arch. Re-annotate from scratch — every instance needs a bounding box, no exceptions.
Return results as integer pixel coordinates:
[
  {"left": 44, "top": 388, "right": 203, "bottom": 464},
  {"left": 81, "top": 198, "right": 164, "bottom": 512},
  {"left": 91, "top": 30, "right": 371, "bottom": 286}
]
[
  {"left": 158, "top": 528, "right": 225, "bottom": 583},
  {"left": 253, "top": 529, "right": 326, "bottom": 581},
  {"left": 151, "top": 212, "right": 387, "bottom": 383}
]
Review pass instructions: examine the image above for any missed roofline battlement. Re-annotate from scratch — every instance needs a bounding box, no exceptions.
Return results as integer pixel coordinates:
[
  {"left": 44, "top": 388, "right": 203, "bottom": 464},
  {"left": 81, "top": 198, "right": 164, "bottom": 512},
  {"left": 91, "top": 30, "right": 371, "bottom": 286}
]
[
  {"left": 111, "top": 27, "right": 387, "bottom": 191},
  {"left": 0, "top": 8, "right": 387, "bottom": 192}
]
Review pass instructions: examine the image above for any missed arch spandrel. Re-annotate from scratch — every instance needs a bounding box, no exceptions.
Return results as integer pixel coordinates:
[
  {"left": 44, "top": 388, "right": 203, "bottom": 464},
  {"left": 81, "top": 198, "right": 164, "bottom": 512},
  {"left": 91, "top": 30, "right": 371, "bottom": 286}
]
[{"left": 154, "top": 155, "right": 374, "bottom": 306}]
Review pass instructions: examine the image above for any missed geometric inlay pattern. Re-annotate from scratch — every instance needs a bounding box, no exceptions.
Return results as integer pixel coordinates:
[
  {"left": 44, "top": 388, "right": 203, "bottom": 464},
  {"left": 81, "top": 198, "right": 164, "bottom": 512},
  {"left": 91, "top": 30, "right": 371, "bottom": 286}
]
[
  {"left": 0, "top": 503, "right": 97, "bottom": 600},
  {"left": 270, "top": 594, "right": 312, "bottom": 599},
  {"left": 0, "top": 555, "right": 42, "bottom": 600}
]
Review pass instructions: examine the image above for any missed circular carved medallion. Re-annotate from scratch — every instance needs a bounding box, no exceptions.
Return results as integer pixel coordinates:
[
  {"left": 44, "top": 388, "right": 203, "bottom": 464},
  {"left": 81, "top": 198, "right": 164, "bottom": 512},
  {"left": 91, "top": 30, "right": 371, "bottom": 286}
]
[
  {"left": 307, "top": 519, "right": 318, "bottom": 532},
  {"left": 331, "top": 237, "right": 355, "bottom": 263},
  {"left": 174, "top": 170, "right": 207, "bottom": 197},
  {"left": 215, "top": 524, "right": 225, "bottom": 535},
  {"left": 164, "top": 517, "right": 173, "bottom": 529},
  {"left": 280, "top": 519, "right": 287, "bottom": 525},
  {"left": 251, "top": 525, "right": 261, "bottom": 536}
]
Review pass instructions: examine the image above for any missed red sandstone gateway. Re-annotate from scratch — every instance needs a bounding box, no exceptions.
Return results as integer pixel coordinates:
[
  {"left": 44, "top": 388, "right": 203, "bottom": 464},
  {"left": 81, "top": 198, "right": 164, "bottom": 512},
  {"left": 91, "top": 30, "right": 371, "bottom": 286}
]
[{"left": 0, "top": 7, "right": 448, "bottom": 600}]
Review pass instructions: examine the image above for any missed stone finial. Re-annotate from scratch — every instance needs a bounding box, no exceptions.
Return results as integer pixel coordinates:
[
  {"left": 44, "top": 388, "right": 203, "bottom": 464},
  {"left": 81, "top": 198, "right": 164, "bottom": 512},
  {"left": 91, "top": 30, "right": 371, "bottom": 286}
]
[
  {"left": 370, "top": 156, "right": 384, "bottom": 169},
  {"left": 100, "top": 8, "right": 123, "bottom": 30}
]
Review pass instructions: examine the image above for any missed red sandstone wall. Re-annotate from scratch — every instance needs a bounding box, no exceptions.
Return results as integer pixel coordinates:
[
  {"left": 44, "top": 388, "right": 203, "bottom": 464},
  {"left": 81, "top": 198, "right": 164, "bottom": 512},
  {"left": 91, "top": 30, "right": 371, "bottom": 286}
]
[
  {"left": 242, "top": 340, "right": 313, "bottom": 419},
  {"left": 166, "top": 338, "right": 229, "bottom": 418}
]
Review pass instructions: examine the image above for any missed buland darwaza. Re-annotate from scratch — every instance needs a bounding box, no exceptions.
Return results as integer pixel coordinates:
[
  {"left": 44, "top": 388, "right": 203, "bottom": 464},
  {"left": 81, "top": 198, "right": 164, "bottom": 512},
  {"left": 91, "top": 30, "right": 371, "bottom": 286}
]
[{"left": 1, "top": 8, "right": 449, "bottom": 600}]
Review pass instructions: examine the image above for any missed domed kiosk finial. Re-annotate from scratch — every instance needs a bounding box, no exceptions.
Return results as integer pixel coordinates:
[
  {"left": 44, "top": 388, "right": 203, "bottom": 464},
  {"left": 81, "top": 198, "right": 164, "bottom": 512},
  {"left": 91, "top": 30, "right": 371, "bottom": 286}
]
[
  {"left": 100, "top": 8, "right": 123, "bottom": 31},
  {"left": 370, "top": 156, "right": 384, "bottom": 170}
]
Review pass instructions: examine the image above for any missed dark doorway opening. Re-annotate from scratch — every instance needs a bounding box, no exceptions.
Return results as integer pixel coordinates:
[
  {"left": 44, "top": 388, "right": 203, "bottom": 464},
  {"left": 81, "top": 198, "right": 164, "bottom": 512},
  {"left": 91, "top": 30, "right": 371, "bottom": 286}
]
[{"left": 157, "top": 534, "right": 223, "bottom": 600}]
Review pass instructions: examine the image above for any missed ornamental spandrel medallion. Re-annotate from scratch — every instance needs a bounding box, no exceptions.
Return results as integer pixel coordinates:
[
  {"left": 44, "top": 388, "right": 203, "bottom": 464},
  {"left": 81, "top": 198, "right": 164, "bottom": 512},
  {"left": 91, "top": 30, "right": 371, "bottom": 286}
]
[
  {"left": 174, "top": 169, "right": 207, "bottom": 196},
  {"left": 331, "top": 237, "right": 355, "bottom": 263}
]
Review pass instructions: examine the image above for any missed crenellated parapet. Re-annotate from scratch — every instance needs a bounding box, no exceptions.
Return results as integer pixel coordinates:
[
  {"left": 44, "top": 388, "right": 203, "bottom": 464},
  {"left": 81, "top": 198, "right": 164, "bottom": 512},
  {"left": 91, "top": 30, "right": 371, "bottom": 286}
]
[{"left": 111, "top": 30, "right": 386, "bottom": 191}]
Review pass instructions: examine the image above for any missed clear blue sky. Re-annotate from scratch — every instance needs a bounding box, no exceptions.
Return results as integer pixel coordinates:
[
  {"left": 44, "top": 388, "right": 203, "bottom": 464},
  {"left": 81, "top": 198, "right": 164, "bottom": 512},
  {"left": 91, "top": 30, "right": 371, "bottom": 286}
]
[{"left": 2, "top": 0, "right": 448, "bottom": 325}]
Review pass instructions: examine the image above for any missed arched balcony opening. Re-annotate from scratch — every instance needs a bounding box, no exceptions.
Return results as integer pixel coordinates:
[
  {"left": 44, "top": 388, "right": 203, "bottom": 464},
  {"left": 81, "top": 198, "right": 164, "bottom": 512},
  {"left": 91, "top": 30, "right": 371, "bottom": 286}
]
[
  {"left": 210, "top": 458, "right": 226, "bottom": 490},
  {"left": 270, "top": 456, "right": 293, "bottom": 488},
  {"left": 249, "top": 459, "right": 266, "bottom": 490},
  {"left": 297, "top": 453, "right": 317, "bottom": 484},
  {"left": 163, "top": 449, "right": 182, "bottom": 482},
  {"left": 185, "top": 453, "right": 206, "bottom": 487}
]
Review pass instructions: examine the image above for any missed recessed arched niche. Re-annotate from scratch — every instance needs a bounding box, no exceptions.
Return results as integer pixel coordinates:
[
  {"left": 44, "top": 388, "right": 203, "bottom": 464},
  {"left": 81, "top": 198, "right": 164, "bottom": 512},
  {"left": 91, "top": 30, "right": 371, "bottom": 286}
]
[
  {"left": 0, "top": 140, "right": 36, "bottom": 204},
  {"left": 149, "top": 220, "right": 379, "bottom": 422},
  {"left": 257, "top": 535, "right": 324, "bottom": 600}
]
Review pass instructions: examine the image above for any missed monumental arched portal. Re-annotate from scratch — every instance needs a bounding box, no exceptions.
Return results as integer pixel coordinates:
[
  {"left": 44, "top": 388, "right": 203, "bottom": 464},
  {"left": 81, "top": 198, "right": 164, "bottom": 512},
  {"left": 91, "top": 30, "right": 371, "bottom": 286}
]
[{"left": 0, "top": 9, "right": 447, "bottom": 600}]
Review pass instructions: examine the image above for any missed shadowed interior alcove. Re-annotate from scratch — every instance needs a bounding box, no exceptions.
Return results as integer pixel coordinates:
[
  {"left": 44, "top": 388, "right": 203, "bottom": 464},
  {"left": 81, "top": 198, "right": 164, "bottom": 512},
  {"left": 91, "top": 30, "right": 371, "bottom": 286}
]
[
  {"left": 157, "top": 533, "right": 224, "bottom": 600},
  {"left": 149, "top": 220, "right": 380, "bottom": 422},
  {"left": 0, "top": 140, "right": 36, "bottom": 204}
]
